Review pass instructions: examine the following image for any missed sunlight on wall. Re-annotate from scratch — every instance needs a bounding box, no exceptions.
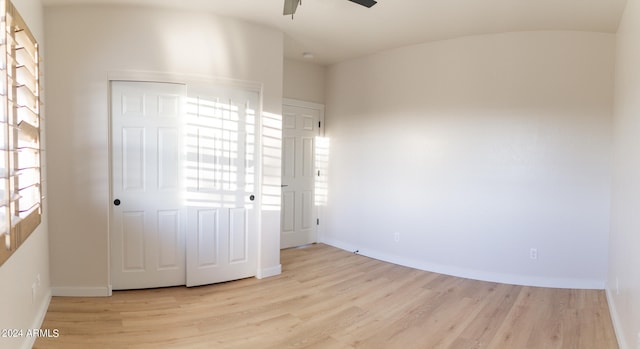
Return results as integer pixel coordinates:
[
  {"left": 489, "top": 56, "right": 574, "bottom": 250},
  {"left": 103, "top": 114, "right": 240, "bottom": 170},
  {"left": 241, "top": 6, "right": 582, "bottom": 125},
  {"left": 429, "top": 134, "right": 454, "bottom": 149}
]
[
  {"left": 262, "top": 111, "right": 282, "bottom": 211},
  {"left": 315, "top": 136, "right": 330, "bottom": 206}
]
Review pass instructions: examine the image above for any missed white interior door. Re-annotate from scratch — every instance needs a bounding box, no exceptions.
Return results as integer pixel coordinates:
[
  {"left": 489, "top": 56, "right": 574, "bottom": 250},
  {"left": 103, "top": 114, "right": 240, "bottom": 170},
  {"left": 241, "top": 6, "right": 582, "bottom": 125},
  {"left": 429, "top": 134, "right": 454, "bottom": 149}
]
[
  {"left": 111, "top": 81, "right": 259, "bottom": 290},
  {"left": 281, "top": 103, "right": 322, "bottom": 249},
  {"left": 184, "top": 85, "right": 259, "bottom": 287},
  {"left": 110, "top": 81, "right": 187, "bottom": 290}
]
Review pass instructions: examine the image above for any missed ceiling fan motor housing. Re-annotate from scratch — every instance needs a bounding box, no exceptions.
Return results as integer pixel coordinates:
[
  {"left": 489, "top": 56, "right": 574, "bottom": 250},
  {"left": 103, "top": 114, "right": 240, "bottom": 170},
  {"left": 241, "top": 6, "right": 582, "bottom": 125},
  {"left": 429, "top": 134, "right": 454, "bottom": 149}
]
[{"left": 284, "top": 0, "right": 377, "bottom": 16}]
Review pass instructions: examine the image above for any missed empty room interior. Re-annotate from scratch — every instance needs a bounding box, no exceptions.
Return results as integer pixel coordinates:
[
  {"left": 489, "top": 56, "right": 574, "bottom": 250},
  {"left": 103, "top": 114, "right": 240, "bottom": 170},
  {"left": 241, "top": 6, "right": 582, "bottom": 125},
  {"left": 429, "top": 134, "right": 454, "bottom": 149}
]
[{"left": 0, "top": 0, "right": 639, "bottom": 348}]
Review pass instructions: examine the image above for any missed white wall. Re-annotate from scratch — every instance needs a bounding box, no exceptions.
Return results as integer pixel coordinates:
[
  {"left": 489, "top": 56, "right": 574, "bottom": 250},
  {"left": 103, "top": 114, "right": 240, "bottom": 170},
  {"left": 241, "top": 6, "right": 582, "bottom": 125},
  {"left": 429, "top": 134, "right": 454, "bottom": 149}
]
[
  {"left": 608, "top": 0, "right": 640, "bottom": 347},
  {"left": 324, "top": 31, "right": 614, "bottom": 289},
  {"left": 44, "top": 5, "right": 283, "bottom": 295},
  {"left": 283, "top": 58, "right": 326, "bottom": 104},
  {"left": 0, "top": 1, "right": 51, "bottom": 348}
]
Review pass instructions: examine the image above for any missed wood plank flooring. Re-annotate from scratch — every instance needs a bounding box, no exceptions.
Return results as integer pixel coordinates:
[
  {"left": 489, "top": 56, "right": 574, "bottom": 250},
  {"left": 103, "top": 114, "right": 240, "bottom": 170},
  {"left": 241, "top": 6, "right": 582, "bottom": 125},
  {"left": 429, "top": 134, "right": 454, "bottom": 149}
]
[{"left": 35, "top": 244, "right": 619, "bottom": 349}]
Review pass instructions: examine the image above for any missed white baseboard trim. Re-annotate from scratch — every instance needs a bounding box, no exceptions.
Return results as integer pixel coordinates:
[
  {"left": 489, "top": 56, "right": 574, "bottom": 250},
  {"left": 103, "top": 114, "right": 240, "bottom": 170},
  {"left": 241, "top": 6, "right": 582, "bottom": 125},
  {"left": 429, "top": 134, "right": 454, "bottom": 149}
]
[
  {"left": 320, "top": 237, "right": 605, "bottom": 290},
  {"left": 52, "top": 286, "right": 112, "bottom": 297},
  {"left": 21, "top": 289, "right": 52, "bottom": 349},
  {"left": 257, "top": 264, "right": 282, "bottom": 279},
  {"left": 606, "top": 287, "right": 629, "bottom": 349}
]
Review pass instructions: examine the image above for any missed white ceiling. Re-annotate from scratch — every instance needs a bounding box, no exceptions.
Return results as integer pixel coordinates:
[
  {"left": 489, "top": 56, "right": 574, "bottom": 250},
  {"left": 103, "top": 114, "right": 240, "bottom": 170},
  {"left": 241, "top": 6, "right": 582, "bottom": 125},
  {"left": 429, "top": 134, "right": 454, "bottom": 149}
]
[{"left": 41, "top": 0, "right": 628, "bottom": 65}]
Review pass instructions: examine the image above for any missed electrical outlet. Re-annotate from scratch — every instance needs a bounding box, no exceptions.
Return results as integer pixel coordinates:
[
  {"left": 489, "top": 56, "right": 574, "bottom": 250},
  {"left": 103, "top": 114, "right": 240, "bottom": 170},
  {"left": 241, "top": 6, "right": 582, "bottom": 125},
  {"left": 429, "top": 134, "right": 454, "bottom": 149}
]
[
  {"left": 529, "top": 248, "right": 538, "bottom": 260},
  {"left": 394, "top": 232, "right": 400, "bottom": 242}
]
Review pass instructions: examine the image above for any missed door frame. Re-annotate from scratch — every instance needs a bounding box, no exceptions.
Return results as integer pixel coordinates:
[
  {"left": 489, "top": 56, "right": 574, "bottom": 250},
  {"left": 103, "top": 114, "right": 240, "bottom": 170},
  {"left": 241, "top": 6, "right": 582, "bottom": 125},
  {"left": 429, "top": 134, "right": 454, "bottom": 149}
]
[
  {"left": 107, "top": 71, "right": 264, "bottom": 293},
  {"left": 281, "top": 98, "right": 325, "bottom": 247}
]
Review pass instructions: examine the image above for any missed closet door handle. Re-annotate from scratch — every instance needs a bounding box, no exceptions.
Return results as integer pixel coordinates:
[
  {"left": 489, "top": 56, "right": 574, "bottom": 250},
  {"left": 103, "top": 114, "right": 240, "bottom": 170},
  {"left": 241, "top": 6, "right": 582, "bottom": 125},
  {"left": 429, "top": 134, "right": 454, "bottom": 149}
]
[{"left": 114, "top": 199, "right": 121, "bottom": 206}]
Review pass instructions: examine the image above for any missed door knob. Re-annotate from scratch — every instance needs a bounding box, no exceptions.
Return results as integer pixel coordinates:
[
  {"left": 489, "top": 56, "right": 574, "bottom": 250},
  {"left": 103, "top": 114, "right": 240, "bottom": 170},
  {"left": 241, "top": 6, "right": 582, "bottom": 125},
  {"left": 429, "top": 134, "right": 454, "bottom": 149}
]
[
  {"left": 114, "top": 199, "right": 121, "bottom": 206},
  {"left": 249, "top": 195, "right": 255, "bottom": 201}
]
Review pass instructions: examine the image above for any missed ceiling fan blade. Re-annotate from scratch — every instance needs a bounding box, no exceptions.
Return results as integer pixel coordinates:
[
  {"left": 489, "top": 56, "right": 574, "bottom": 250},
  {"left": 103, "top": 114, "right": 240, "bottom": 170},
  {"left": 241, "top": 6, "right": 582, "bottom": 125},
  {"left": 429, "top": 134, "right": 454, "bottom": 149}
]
[
  {"left": 348, "top": 0, "right": 377, "bottom": 8},
  {"left": 284, "top": 0, "right": 301, "bottom": 15}
]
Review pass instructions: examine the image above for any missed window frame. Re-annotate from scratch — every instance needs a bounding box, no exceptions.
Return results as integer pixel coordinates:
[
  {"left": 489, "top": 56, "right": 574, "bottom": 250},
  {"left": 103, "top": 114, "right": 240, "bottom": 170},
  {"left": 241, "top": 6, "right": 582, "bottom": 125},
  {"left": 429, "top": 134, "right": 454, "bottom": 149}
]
[{"left": 0, "top": 0, "right": 42, "bottom": 266}]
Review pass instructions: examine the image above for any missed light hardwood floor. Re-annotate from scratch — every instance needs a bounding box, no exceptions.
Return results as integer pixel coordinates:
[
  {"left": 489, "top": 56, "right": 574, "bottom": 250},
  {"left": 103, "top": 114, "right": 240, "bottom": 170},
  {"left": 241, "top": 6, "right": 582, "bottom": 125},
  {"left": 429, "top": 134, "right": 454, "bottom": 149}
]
[{"left": 35, "top": 244, "right": 618, "bottom": 349}]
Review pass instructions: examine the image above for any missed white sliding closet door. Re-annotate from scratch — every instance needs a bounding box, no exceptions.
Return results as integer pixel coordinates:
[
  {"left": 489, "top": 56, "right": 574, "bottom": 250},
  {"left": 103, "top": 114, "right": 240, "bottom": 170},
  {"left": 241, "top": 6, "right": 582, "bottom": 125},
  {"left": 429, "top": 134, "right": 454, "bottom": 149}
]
[
  {"left": 111, "top": 81, "right": 187, "bottom": 289},
  {"left": 110, "top": 81, "right": 259, "bottom": 289},
  {"left": 184, "top": 85, "right": 259, "bottom": 287}
]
